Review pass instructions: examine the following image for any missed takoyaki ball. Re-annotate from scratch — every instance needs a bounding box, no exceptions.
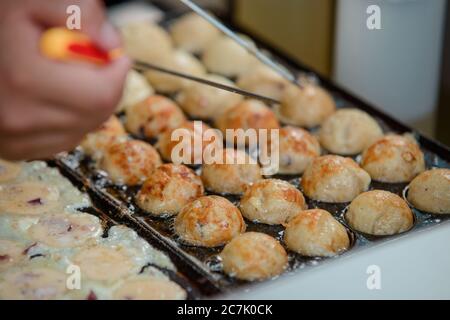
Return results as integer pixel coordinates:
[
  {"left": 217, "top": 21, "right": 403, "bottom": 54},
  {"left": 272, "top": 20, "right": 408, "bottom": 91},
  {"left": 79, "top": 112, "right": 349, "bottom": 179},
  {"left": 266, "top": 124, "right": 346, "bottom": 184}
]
[
  {"left": 72, "top": 246, "right": 136, "bottom": 281},
  {"left": 174, "top": 196, "right": 246, "bottom": 247},
  {"left": 279, "top": 83, "right": 336, "bottom": 128},
  {"left": 121, "top": 22, "right": 173, "bottom": 63},
  {"left": 277, "top": 126, "right": 321, "bottom": 175},
  {"left": 319, "top": 109, "right": 383, "bottom": 155},
  {"left": 169, "top": 12, "right": 221, "bottom": 54},
  {"left": 284, "top": 209, "right": 350, "bottom": 257},
  {"left": 237, "top": 65, "right": 290, "bottom": 101},
  {"left": 100, "top": 140, "right": 162, "bottom": 186},
  {"left": 136, "top": 164, "right": 204, "bottom": 217},
  {"left": 176, "top": 74, "right": 243, "bottom": 120},
  {"left": 0, "top": 182, "right": 60, "bottom": 215},
  {"left": 407, "top": 169, "right": 450, "bottom": 214},
  {"left": 144, "top": 50, "right": 206, "bottom": 94},
  {"left": 301, "top": 155, "right": 371, "bottom": 203},
  {"left": 112, "top": 276, "right": 187, "bottom": 300},
  {"left": 116, "top": 70, "right": 154, "bottom": 113},
  {"left": 125, "top": 95, "right": 186, "bottom": 139},
  {"left": 0, "top": 240, "right": 26, "bottom": 271},
  {"left": 27, "top": 212, "right": 103, "bottom": 248},
  {"left": 240, "top": 179, "right": 307, "bottom": 225},
  {"left": 361, "top": 134, "right": 425, "bottom": 183},
  {"left": 346, "top": 190, "right": 414, "bottom": 236},
  {"left": 202, "top": 36, "right": 258, "bottom": 77},
  {"left": 0, "top": 267, "right": 68, "bottom": 300},
  {"left": 80, "top": 115, "right": 127, "bottom": 160},
  {"left": 156, "top": 121, "right": 221, "bottom": 164},
  {"left": 201, "top": 149, "right": 263, "bottom": 195},
  {"left": 0, "top": 159, "right": 22, "bottom": 183},
  {"left": 220, "top": 232, "right": 288, "bottom": 281},
  {"left": 215, "top": 99, "right": 280, "bottom": 146}
]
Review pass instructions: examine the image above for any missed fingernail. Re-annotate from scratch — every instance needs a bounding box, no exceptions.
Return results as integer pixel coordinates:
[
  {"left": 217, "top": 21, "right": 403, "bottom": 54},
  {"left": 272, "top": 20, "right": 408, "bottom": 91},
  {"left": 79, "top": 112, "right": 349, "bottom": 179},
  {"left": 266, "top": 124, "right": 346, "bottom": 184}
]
[{"left": 99, "top": 22, "right": 121, "bottom": 50}]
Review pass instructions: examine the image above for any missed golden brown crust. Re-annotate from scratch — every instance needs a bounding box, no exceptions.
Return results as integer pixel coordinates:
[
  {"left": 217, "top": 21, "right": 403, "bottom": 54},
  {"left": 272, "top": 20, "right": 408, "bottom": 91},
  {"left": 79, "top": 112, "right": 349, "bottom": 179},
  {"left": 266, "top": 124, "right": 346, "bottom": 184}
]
[
  {"left": 156, "top": 121, "right": 220, "bottom": 163},
  {"left": 125, "top": 95, "right": 186, "bottom": 139},
  {"left": 201, "top": 149, "right": 262, "bottom": 195},
  {"left": 240, "top": 179, "right": 307, "bottom": 225},
  {"left": 101, "top": 140, "right": 162, "bottom": 186},
  {"left": 361, "top": 135, "right": 425, "bottom": 183},
  {"left": 80, "top": 116, "right": 127, "bottom": 159},
  {"left": 136, "top": 164, "right": 204, "bottom": 216},
  {"left": 174, "top": 196, "right": 246, "bottom": 247},
  {"left": 279, "top": 84, "right": 336, "bottom": 128},
  {"left": 319, "top": 109, "right": 383, "bottom": 155},
  {"left": 407, "top": 169, "right": 450, "bottom": 214},
  {"left": 215, "top": 99, "right": 280, "bottom": 136},
  {"left": 301, "top": 155, "right": 371, "bottom": 203},
  {"left": 284, "top": 209, "right": 350, "bottom": 257},
  {"left": 220, "top": 232, "right": 288, "bottom": 281},
  {"left": 277, "top": 126, "right": 321, "bottom": 174},
  {"left": 346, "top": 190, "right": 414, "bottom": 235}
]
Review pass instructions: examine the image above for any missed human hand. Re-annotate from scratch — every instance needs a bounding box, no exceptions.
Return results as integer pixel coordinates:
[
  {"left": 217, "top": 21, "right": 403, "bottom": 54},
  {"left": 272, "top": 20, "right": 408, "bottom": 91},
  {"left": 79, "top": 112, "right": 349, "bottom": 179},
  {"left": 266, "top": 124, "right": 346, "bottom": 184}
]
[{"left": 0, "top": 0, "right": 130, "bottom": 160}]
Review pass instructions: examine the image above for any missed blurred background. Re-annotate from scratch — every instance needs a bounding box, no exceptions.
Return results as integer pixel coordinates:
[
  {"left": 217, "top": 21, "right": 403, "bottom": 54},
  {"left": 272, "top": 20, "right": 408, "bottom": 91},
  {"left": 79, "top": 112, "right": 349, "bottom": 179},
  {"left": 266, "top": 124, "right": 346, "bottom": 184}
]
[{"left": 107, "top": 0, "right": 450, "bottom": 145}]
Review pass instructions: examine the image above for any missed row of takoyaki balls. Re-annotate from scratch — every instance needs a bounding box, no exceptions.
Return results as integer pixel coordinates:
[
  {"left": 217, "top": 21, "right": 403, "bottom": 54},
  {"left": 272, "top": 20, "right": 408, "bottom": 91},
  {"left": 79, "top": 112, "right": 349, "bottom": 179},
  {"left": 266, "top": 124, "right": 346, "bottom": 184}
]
[
  {"left": 78, "top": 111, "right": 449, "bottom": 282},
  {"left": 76, "top": 14, "right": 450, "bottom": 282}
]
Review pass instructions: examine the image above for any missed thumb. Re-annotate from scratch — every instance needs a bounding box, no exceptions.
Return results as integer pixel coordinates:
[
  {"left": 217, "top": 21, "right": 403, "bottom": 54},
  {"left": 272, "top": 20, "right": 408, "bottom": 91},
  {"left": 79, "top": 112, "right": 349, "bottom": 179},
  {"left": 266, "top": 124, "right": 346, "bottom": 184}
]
[{"left": 30, "top": 0, "right": 121, "bottom": 51}]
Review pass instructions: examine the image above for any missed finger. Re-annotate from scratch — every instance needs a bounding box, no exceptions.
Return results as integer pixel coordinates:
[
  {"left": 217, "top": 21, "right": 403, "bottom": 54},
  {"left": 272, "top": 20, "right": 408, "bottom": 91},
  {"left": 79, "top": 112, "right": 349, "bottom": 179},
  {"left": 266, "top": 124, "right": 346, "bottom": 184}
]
[
  {"left": 28, "top": 0, "right": 121, "bottom": 50},
  {"left": 0, "top": 98, "right": 98, "bottom": 137},
  {"left": 37, "top": 56, "right": 131, "bottom": 116},
  {"left": 0, "top": 130, "right": 85, "bottom": 161},
  {"left": 9, "top": 19, "right": 130, "bottom": 117}
]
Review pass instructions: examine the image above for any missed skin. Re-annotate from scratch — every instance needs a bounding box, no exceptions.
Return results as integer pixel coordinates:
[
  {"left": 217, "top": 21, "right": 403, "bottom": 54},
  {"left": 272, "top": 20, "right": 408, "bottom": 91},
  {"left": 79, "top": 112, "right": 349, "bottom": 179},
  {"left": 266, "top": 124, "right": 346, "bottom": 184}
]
[{"left": 0, "top": 0, "right": 130, "bottom": 160}]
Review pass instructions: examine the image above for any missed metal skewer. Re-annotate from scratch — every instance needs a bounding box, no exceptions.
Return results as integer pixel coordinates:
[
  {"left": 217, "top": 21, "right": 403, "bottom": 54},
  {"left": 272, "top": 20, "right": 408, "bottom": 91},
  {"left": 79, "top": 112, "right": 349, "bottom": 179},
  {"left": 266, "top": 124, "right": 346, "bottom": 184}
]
[
  {"left": 133, "top": 60, "right": 281, "bottom": 105},
  {"left": 178, "top": 0, "right": 301, "bottom": 88}
]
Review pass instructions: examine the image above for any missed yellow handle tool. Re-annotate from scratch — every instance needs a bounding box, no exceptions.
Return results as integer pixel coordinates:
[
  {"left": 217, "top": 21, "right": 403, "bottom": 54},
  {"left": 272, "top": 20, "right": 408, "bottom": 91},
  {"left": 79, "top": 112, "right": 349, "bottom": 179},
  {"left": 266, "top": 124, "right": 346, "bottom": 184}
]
[{"left": 40, "top": 27, "right": 122, "bottom": 65}]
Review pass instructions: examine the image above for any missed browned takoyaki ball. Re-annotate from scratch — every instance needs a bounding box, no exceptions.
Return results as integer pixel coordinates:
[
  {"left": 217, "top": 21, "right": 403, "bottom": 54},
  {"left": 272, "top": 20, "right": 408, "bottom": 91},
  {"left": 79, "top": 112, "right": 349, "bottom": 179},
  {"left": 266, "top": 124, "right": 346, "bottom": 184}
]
[
  {"left": 361, "top": 134, "right": 425, "bottom": 183},
  {"left": 100, "top": 139, "right": 162, "bottom": 186},
  {"left": 284, "top": 209, "right": 350, "bottom": 257},
  {"left": 301, "top": 155, "right": 371, "bottom": 203},
  {"left": 279, "top": 83, "right": 336, "bottom": 128},
  {"left": 201, "top": 148, "right": 263, "bottom": 195},
  {"left": 156, "top": 121, "right": 221, "bottom": 164},
  {"left": 277, "top": 126, "right": 321, "bottom": 175},
  {"left": 346, "top": 190, "right": 414, "bottom": 236},
  {"left": 80, "top": 116, "right": 127, "bottom": 160},
  {"left": 319, "top": 109, "right": 383, "bottom": 155},
  {"left": 136, "top": 164, "right": 204, "bottom": 216},
  {"left": 125, "top": 95, "right": 186, "bottom": 139},
  {"left": 215, "top": 99, "right": 280, "bottom": 146},
  {"left": 407, "top": 169, "right": 450, "bottom": 214},
  {"left": 174, "top": 196, "right": 246, "bottom": 247},
  {"left": 220, "top": 232, "right": 288, "bottom": 281},
  {"left": 240, "top": 179, "right": 307, "bottom": 225}
]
